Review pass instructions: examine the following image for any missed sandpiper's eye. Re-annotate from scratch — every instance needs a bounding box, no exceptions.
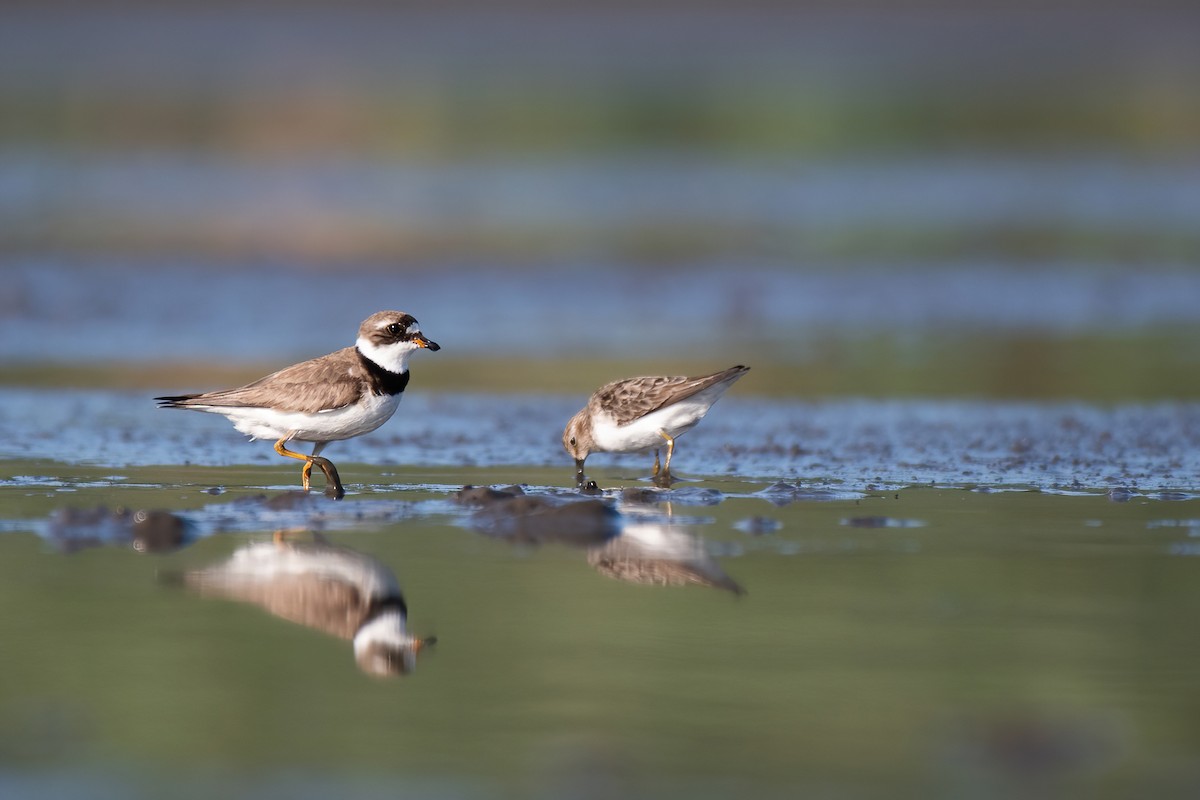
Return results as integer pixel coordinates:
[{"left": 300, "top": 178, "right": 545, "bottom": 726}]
[
  {"left": 570, "top": 437, "right": 576, "bottom": 447},
  {"left": 386, "top": 322, "right": 403, "bottom": 336}
]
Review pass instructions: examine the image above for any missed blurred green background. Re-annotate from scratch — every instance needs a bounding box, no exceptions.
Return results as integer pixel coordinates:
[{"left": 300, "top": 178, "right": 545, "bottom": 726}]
[{"left": 1, "top": 1, "right": 1198, "bottom": 261}]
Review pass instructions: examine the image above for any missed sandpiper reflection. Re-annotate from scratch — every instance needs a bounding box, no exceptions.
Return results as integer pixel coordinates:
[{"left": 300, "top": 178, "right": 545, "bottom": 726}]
[
  {"left": 454, "top": 485, "right": 743, "bottom": 593},
  {"left": 183, "top": 530, "right": 434, "bottom": 676},
  {"left": 588, "top": 516, "right": 745, "bottom": 595}
]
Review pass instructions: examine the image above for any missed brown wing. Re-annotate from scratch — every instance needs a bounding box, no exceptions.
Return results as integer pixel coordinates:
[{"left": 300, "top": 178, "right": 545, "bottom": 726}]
[
  {"left": 591, "top": 366, "right": 749, "bottom": 427},
  {"left": 587, "top": 544, "right": 745, "bottom": 594},
  {"left": 175, "top": 347, "right": 368, "bottom": 413},
  {"left": 188, "top": 572, "right": 372, "bottom": 640}
]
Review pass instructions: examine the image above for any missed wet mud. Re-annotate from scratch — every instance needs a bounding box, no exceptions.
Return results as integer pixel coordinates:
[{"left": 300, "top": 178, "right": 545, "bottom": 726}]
[
  {"left": 4, "top": 389, "right": 1198, "bottom": 493},
  {"left": 2, "top": 387, "right": 1198, "bottom": 575}
]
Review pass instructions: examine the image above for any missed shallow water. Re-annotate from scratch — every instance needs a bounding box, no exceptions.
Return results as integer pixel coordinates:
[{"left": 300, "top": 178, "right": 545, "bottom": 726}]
[
  {"left": 3, "top": 388, "right": 1198, "bottom": 493},
  {"left": 2, "top": 473, "right": 1200, "bottom": 798},
  {"left": 2, "top": 388, "right": 1200, "bottom": 797}
]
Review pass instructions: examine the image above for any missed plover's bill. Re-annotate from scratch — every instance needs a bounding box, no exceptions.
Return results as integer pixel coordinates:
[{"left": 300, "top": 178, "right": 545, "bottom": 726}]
[
  {"left": 563, "top": 365, "right": 749, "bottom": 487},
  {"left": 156, "top": 310, "right": 439, "bottom": 499},
  {"left": 182, "top": 531, "right": 435, "bottom": 676}
]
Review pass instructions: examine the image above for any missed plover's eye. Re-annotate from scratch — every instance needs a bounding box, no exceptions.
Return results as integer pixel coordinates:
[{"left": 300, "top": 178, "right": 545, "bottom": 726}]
[
  {"left": 570, "top": 437, "right": 576, "bottom": 446},
  {"left": 386, "top": 322, "right": 403, "bottom": 336}
]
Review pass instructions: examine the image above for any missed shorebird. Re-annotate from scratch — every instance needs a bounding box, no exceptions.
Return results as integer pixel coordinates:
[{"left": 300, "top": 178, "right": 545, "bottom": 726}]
[
  {"left": 588, "top": 518, "right": 745, "bottom": 594},
  {"left": 563, "top": 365, "right": 749, "bottom": 487},
  {"left": 182, "top": 530, "right": 435, "bottom": 676},
  {"left": 156, "top": 310, "right": 439, "bottom": 498}
]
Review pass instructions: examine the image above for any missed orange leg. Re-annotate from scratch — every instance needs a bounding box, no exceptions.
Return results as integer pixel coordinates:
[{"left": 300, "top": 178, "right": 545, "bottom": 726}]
[
  {"left": 273, "top": 528, "right": 308, "bottom": 546},
  {"left": 274, "top": 438, "right": 315, "bottom": 490},
  {"left": 653, "top": 431, "right": 676, "bottom": 487},
  {"left": 661, "top": 432, "right": 676, "bottom": 474},
  {"left": 274, "top": 439, "right": 345, "bottom": 498}
]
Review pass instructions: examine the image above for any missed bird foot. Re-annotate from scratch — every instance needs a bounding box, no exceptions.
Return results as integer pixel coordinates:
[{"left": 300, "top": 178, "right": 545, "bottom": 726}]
[{"left": 312, "top": 457, "right": 345, "bottom": 500}]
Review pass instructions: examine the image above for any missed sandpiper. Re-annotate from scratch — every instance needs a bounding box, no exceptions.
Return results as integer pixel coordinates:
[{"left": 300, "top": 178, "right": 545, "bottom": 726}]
[
  {"left": 156, "top": 310, "right": 439, "bottom": 499},
  {"left": 563, "top": 365, "right": 749, "bottom": 487},
  {"left": 588, "top": 517, "right": 745, "bottom": 594}
]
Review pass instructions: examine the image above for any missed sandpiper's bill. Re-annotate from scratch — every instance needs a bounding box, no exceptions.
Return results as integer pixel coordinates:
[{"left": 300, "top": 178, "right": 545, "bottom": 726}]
[
  {"left": 563, "top": 365, "right": 749, "bottom": 488},
  {"left": 156, "top": 310, "right": 439, "bottom": 499}
]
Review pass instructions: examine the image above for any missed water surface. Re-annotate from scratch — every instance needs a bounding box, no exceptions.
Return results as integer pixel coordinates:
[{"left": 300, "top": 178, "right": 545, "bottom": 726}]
[{"left": 2, "top": 388, "right": 1199, "bottom": 797}]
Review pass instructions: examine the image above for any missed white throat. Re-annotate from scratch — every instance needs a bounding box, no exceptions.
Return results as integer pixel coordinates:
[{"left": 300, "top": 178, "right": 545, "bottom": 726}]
[
  {"left": 353, "top": 610, "right": 418, "bottom": 674},
  {"left": 353, "top": 610, "right": 411, "bottom": 654},
  {"left": 356, "top": 336, "right": 418, "bottom": 375}
]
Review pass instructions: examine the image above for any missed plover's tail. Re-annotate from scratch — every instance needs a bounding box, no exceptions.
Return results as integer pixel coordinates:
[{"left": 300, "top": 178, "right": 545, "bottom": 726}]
[{"left": 155, "top": 393, "right": 201, "bottom": 408}]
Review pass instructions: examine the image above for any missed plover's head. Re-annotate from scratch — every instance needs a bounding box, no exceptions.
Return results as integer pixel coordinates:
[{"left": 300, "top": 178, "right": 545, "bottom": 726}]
[
  {"left": 353, "top": 609, "right": 435, "bottom": 677},
  {"left": 356, "top": 310, "right": 440, "bottom": 374}
]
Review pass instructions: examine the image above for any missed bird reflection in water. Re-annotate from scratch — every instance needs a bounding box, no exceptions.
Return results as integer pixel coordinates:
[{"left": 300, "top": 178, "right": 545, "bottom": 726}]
[
  {"left": 455, "top": 486, "right": 743, "bottom": 594},
  {"left": 182, "top": 530, "right": 434, "bottom": 676},
  {"left": 588, "top": 515, "right": 745, "bottom": 595}
]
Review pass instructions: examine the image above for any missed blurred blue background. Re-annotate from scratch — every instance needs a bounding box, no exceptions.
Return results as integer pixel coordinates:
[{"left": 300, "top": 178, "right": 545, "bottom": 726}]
[{"left": 0, "top": 0, "right": 1197, "bottom": 396}]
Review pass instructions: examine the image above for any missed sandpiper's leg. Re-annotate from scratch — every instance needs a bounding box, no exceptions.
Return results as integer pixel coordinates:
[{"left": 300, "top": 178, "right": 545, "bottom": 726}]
[
  {"left": 274, "top": 438, "right": 315, "bottom": 490},
  {"left": 655, "top": 431, "right": 676, "bottom": 487},
  {"left": 651, "top": 449, "right": 661, "bottom": 477}
]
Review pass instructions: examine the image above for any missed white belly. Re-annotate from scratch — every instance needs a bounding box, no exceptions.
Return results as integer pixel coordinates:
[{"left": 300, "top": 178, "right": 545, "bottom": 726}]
[
  {"left": 210, "top": 393, "right": 402, "bottom": 444},
  {"left": 591, "top": 397, "right": 711, "bottom": 454},
  {"left": 214, "top": 541, "right": 399, "bottom": 597}
]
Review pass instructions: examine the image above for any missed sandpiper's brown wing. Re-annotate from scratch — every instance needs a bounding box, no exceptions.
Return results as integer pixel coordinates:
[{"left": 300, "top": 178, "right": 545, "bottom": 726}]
[
  {"left": 186, "top": 569, "right": 373, "bottom": 640},
  {"left": 158, "top": 347, "right": 368, "bottom": 414},
  {"left": 591, "top": 366, "right": 749, "bottom": 427},
  {"left": 587, "top": 544, "right": 745, "bottom": 594}
]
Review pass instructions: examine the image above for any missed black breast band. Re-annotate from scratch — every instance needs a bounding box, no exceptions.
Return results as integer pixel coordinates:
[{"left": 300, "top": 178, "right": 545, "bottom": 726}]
[
  {"left": 358, "top": 350, "right": 411, "bottom": 396},
  {"left": 361, "top": 594, "right": 408, "bottom": 626}
]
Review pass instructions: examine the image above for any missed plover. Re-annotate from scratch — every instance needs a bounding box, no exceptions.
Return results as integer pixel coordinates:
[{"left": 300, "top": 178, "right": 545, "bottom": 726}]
[
  {"left": 563, "top": 365, "right": 749, "bottom": 487},
  {"left": 182, "top": 530, "right": 435, "bottom": 676},
  {"left": 156, "top": 310, "right": 439, "bottom": 499}
]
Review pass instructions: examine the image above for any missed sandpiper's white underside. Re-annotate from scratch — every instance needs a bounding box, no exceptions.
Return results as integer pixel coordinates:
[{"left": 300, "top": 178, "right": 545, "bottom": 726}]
[{"left": 591, "top": 383, "right": 730, "bottom": 454}]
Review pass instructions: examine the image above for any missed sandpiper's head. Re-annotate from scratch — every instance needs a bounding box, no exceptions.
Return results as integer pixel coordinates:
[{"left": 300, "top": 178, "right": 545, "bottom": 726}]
[
  {"left": 356, "top": 310, "right": 440, "bottom": 373},
  {"left": 563, "top": 409, "right": 593, "bottom": 483},
  {"left": 353, "top": 610, "right": 435, "bottom": 677},
  {"left": 563, "top": 409, "right": 593, "bottom": 461}
]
